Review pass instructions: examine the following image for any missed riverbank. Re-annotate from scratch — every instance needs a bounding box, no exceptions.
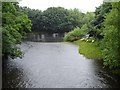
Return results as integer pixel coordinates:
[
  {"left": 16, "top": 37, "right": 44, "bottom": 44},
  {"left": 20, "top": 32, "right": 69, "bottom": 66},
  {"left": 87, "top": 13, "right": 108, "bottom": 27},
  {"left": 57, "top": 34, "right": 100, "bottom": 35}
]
[
  {"left": 73, "top": 39, "right": 120, "bottom": 76},
  {"left": 74, "top": 39, "right": 102, "bottom": 60}
]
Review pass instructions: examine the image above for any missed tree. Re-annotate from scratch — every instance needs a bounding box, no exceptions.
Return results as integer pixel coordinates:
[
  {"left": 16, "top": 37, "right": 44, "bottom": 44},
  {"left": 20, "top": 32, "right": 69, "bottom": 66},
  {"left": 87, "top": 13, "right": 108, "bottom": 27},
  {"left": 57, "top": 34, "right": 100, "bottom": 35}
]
[
  {"left": 68, "top": 8, "right": 84, "bottom": 28},
  {"left": 21, "top": 7, "right": 85, "bottom": 33},
  {"left": 90, "top": 2, "right": 112, "bottom": 39},
  {"left": 42, "top": 7, "right": 72, "bottom": 32},
  {"left": 102, "top": 2, "right": 120, "bottom": 69},
  {"left": 2, "top": 2, "right": 32, "bottom": 59},
  {"left": 21, "top": 7, "right": 43, "bottom": 32},
  {"left": 82, "top": 12, "right": 95, "bottom": 25},
  {"left": 82, "top": 12, "right": 95, "bottom": 36}
]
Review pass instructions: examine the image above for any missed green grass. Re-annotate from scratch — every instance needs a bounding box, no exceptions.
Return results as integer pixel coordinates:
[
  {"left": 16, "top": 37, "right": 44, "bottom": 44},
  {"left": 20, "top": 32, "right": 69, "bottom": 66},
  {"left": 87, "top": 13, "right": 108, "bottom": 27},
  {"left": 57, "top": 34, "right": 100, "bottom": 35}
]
[{"left": 74, "top": 40, "right": 102, "bottom": 60}]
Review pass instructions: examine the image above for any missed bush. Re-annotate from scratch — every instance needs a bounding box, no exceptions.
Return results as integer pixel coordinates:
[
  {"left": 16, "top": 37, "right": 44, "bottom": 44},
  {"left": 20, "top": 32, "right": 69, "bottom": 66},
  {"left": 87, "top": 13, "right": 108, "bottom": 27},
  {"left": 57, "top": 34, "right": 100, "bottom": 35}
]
[
  {"left": 102, "top": 26, "right": 120, "bottom": 69},
  {"left": 64, "top": 24, "right": 88, "bottom": 41}
]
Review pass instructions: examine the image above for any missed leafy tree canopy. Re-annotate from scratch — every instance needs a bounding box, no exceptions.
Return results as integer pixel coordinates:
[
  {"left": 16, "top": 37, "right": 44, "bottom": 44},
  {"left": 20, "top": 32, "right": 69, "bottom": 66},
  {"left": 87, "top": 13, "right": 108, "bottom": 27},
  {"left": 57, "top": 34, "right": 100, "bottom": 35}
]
[
  {"left": 21, "top": 7, "right": 85, "bottom": 33},
  {"left": 102, "top": 2, "right": 120, "bottom": 69},
  {"left": 2, "top": 2, "right": 32, "bottom": 59}
]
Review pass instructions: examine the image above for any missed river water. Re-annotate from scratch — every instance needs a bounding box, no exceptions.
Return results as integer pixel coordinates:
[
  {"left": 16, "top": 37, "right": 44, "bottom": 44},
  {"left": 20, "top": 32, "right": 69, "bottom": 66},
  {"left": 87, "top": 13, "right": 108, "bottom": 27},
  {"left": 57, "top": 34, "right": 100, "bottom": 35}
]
[{"left": 2, "top": 41, "right": 120, "bottom": 88}]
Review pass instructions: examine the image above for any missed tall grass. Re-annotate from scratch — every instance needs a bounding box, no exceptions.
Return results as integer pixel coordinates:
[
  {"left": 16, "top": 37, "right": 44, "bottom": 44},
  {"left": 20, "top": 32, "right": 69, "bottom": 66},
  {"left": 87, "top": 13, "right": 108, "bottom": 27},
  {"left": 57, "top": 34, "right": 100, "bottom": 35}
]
[{"left": 74, "top": 40, "right": 102, "bottom": 60}]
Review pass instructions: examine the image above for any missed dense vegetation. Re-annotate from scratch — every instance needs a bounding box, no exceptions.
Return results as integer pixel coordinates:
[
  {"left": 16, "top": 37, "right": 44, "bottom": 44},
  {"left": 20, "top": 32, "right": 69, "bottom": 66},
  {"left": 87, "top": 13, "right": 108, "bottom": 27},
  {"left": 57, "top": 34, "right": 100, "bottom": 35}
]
[
  {"left": 2, "top": 2, "right": 32, "bottom": 59},
  {"left": 64, "top": 25, "right": 88, "bottom": 41},
  {"left": 64, "top": 12, "right": 95, "bottom": 41},
  {"left": 21, "top": 7, "right": 85, "bottom": 33},
  {"left": 102, "top": 2, "right": 120, "bottom": 69},
  {"left": 64, "top": 2, "right": 120, "bottom": 70}
]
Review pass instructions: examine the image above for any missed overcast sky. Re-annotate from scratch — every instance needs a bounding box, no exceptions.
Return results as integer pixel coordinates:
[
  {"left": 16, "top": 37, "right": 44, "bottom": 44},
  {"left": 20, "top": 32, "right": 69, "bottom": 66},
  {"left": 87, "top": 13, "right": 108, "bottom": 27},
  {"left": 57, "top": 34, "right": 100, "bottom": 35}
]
[{"left": 19, "top": 0, "right": 103, "bottom": 13}]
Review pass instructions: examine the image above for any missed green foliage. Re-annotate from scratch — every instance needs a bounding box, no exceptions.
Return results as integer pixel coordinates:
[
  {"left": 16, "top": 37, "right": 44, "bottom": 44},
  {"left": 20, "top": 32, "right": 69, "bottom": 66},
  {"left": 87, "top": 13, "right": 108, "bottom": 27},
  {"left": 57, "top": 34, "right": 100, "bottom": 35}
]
[
  {"left": 68, "top": 8, "right": 84, "bottom": 28},
  {"left": 102, "top": 2, "right": 120, "bottom": 69},
  {"left": 82, "top": 12, "right": 95, "bottom": 25},
  {"left": 2, "top": 2, "right": 32, "bottom": 59},
  {"left": 21, "top": 7, "right": 43, "bottom": 32},
  {"left": 92, "top": 2, "right": 112, "bottom": 29},
  {"left": 42, "top": 7, "right": 72, "bottom": 32},
  {"left": 64, "top": 24, "right": 88, "bottom": 41},
  {"left": 90, "top": 2, "right": 112, "bottom": 39},
  {"left": 64, "top": 27, "right": 81, "bottom": 41},
  {"left": 22, "top": 7, "right": 85, "bottom": 33}
]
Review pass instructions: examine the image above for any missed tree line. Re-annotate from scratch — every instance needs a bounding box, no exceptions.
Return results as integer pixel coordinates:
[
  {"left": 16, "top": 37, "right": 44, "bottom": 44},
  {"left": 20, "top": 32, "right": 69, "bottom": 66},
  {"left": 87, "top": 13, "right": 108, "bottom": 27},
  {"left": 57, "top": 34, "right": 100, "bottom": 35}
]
[{"left": 21, "top": 7, "right": 91, "bottom": 33}]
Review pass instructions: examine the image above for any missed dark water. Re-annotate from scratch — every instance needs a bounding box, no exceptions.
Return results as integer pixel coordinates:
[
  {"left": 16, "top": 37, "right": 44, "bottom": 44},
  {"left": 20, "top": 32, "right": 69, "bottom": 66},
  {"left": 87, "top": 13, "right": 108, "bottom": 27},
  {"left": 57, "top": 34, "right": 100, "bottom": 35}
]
[{"left": 2, "top": 41, "right": 120, "bottom": 88}]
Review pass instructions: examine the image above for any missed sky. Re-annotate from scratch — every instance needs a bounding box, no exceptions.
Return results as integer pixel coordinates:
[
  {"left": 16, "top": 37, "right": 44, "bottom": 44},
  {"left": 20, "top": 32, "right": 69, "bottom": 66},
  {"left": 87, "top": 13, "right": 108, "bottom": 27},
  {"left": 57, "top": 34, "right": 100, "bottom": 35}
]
[{"left": 19, "top": 0, "right": 103, "bottom": 13}]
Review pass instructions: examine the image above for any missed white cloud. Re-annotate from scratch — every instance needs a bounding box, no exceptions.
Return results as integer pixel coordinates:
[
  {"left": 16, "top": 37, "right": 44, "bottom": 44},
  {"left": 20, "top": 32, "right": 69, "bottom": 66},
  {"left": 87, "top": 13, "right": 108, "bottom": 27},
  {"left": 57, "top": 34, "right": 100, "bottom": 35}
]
[{"left": 19, "top": 0, "right": 103, "bottom": 12}]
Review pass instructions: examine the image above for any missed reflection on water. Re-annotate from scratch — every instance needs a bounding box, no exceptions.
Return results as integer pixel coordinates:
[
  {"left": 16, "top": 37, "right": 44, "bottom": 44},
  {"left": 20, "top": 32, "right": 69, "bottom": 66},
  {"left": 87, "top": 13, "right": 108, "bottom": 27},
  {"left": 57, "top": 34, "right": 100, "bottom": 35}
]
[
  {"left": 2, "top": 42, "right": 120, "bottom": 88},
  {"left": 25, "top": 32, "right": 66, "bottom": 42}
]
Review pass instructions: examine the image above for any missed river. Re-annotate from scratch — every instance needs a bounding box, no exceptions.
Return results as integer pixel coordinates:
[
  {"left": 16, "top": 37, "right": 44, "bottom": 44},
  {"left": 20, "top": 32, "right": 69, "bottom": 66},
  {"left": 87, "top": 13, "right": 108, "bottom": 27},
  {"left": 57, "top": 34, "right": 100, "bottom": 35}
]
[{"left": 2, "top": 41, "right": 120, "bottom": 88}]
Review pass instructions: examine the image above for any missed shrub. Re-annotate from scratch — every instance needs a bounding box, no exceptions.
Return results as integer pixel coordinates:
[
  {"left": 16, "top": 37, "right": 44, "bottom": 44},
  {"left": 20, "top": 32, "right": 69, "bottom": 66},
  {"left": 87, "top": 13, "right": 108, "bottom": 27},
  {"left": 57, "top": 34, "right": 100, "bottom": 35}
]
[{"left": 64, "top": 24, "right": 88, "bottom": 41}]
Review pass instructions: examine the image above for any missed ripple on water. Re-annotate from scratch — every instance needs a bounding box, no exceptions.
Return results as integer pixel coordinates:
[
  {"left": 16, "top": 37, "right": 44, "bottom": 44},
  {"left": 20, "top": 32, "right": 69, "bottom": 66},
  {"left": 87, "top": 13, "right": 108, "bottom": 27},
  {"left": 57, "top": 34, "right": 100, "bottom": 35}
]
[{"left": 2, "top": 42, "right": 120, "bottom": 88}]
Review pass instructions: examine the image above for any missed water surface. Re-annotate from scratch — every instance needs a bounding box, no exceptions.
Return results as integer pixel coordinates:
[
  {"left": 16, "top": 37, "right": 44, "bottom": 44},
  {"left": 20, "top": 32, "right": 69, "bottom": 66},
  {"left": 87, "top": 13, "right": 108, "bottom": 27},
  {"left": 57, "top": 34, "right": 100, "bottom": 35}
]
[{"left": 3, "top": 42, "right": 120, "bottom": 88}]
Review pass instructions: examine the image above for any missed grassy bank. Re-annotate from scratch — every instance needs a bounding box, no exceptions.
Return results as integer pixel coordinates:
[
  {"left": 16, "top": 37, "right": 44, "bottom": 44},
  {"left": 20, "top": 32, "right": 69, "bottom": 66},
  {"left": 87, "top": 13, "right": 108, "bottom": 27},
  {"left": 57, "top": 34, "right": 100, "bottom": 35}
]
[
  {"left": 74, "top": 40, "right": 102, "bottom": 60},
  {"left": 74, "top": 39, "right": 120, "bottom": 75}
]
